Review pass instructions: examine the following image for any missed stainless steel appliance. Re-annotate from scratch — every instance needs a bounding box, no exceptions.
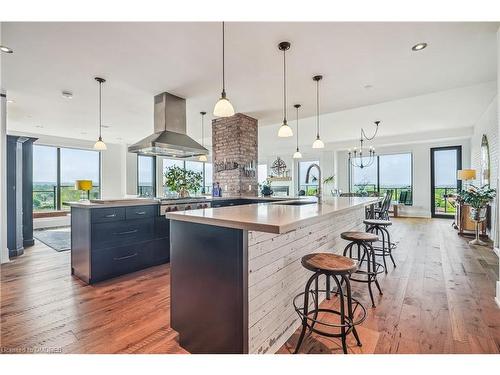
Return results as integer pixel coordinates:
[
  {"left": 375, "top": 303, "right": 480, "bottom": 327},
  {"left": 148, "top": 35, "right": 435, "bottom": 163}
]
[{"left": 159, "top": 197, "right": 211, "bottom": 215}]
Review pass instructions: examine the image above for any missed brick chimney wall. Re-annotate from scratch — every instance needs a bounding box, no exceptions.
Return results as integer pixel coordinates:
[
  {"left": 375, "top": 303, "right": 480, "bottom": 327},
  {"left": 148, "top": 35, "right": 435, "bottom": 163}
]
[{"left": 212, "top": 113, "right": 258, "bottom": 197}]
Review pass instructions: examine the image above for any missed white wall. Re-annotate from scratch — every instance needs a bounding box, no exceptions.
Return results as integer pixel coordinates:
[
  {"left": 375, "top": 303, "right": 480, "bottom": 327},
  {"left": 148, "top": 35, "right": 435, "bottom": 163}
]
[
  {"left": 470, "top": 96, "right": 498, "bottom": 241},
  {"left": 495, "top": 27, "right": 500, "bottom": 307}
]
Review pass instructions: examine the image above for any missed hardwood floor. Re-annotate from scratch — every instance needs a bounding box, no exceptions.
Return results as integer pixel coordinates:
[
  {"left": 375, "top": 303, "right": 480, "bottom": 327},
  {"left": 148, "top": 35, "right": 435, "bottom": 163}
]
[
  {"left": 278, "top": 218, "right": 500, "bottom": 354},
  {"left": 1, "top": 218, "right": 499, "bottom": 354}
]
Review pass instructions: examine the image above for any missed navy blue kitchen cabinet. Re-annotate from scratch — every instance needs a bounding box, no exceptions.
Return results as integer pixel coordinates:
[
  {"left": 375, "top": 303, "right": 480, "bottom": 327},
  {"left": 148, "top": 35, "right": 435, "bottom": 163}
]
[{"left": 71, "top": 204, "right": 169, "bottom": 284}]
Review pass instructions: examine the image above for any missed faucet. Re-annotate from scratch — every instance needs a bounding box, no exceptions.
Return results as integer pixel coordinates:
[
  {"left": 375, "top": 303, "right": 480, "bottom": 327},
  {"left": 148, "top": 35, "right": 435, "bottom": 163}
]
[{"left": 305, "top": 163, "right": 322, "bottom": 204}]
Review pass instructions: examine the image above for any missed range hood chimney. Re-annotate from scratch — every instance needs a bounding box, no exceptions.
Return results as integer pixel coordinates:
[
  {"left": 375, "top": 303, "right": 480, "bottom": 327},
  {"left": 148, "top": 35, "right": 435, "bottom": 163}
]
[{"left": 128, "top": 92, "right": 209, "bottom": 158}]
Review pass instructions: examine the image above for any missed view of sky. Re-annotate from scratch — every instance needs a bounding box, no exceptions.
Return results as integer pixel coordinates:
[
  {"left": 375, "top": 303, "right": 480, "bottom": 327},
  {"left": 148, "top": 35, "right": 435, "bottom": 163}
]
[
  {"left": 434, "top": 149, "right": 458, "bottom": 187},
  {"left": 33, "top": 145, "right": 100, "bottom": 185}
]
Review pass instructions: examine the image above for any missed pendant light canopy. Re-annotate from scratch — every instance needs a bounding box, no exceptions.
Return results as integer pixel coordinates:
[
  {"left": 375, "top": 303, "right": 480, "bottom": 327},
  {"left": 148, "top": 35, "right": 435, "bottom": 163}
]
[
  {"left": 293, "top": 104, "right": 302, "bottom": 159},
  {"left": 277, "top": 41, "right": 293, "bottom": 138},
  {"left": 93, "top": 77, "right": 107, "bottom": 151},
  {"left": 312, "top": 75, "right": 325, "bottom": 149},
  {"left": 198, "top": 111, "right": 208, "bottom": 162},
  {"left": 213, "top": 22, "right": 235, "bottom": 117}
]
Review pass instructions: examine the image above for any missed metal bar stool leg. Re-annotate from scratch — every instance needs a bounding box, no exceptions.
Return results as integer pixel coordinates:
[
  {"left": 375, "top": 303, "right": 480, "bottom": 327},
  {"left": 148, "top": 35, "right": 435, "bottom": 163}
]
[
  {"left": 362, "top": 242, "right": 376, "bottom": 308},
  {"left": 369, "top": 242, "right": 383, "bottom": 295},
  {"left": 294, "top": 272, "right": 318, "bottom": 354},
  {"left": 332, "top": 274, "right": 348, "bottom": 354},
  {"left": 344, "top": 274, "right": 362, "bottom": 347},
  {"left": 379, "top": 227, "right": 388, "bottom": 273}
]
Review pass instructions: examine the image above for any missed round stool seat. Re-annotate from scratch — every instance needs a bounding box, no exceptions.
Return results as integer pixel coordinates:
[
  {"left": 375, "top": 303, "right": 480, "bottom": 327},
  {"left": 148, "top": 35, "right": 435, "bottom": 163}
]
[
  {"left": 301, "top": 253, "right": 357, "bottom": 274},
  {"left": 341, "top": 231, "right": 378, "bottom": 242},
  {"left": 363, "top": 219, "right": 392, "bottom": 226}
]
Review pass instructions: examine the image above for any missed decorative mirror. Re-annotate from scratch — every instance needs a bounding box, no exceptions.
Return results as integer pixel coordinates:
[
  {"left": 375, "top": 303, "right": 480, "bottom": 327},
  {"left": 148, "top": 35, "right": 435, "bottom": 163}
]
[
  {"left": 480, "top": 134, "right": 490, "bottom": 186},
  {"left": 271, "top": 157, "right": 287, "bottom": 176}
]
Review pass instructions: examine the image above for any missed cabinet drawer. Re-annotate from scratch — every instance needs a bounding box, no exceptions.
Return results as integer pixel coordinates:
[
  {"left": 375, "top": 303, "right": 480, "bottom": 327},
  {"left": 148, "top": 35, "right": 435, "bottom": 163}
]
[
  {"left": 125, "top": 205, "right": 157, "bottom": 220},
  {"left": 92, "top": 219, "right": 154, "bottom": 249},
  {"left": 91, "top": 242, "right": 153, "bottom": 282},
  {"left": 92, "top": 207, "right": 125, "bottom": 223}
]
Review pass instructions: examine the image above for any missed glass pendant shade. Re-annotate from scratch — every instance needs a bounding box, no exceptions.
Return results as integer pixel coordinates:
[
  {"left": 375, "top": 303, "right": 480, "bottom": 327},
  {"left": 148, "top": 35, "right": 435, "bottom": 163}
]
[
  {"left": 278, "top": 121, "right": 293, "bottom": 137},
  {"left": 94, "top": 137, "right": 107, "bottom": 150},
  {"left": 293, "top": 149, "right": 302, "bottom": 159},
  {"left": 198, "top": 154, "right": 208, "bottom": 162},
  {"left": 213, "top": 95, "right": 235, "bottom": 117},
  {"left": 312, "top": 137, "right": 324, "bottom": 149}
]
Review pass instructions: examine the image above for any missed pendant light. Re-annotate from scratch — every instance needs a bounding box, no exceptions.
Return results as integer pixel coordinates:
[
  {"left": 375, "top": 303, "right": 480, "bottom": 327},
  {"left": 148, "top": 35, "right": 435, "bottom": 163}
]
[
  {"left": 277, "top": 41, "right": 293, "bottom": 138},
  {"left": 198, "top": 111, "right": 208, "bottom": 162},
  {"left": 93, "top": 77, "right": 107, "bottom": 151},
  {"left": 213, "top": 22, "right": 235, "bottom": 117},
  {"left": 293, "top": 104, "right": 302, "bottom": 159},
  {"left": 312, "top": 75, "right": 325, "bottom": 149}
]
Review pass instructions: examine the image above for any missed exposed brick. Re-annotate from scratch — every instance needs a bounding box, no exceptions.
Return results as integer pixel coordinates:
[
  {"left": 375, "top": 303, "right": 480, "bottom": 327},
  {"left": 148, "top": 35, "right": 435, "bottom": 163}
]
[{"left": 212, "top": 113, "right": 259, "bottom": 197}]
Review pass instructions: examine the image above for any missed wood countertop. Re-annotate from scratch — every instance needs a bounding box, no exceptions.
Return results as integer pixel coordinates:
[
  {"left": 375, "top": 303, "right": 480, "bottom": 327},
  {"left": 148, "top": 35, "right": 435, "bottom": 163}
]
[{"left": 166, "top": 197, "right": 380, "bottom": 234}]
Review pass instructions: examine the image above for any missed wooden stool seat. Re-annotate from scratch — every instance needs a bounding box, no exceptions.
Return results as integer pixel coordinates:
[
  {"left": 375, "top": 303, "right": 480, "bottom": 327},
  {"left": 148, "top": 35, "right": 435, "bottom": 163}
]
[
  {"left": 341, "top": 231, "right": 378, "bottom": 242},
  {"left": 301, "top": 253, "right": 358, "bottom": 274},
  {"left": 363, "top": 219, "right": 392, "bottom": 226}
]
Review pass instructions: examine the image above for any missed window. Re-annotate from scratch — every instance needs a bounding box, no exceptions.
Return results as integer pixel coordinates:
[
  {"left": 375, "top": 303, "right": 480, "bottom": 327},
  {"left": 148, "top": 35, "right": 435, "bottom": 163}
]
[
  {"left": 258, "top": 164, "right": 268, "bottom": 185},
  {"left": 33, "top": 145, "right": 101, "bottom": 212},
  {"left": 298, "top": 160, "right": 319, "bottom": 196},
  {"left": 350, "top": 153, "right": 413, "bottom": 205},
  {"left": 61, "top": 148, "right": 100, "bottom": 209},
  {"left": 137, "top": 155, "right": 156, "bottom": 197},
  {"left": 162, "top": 158, "right": 211, "bottom": 196}
]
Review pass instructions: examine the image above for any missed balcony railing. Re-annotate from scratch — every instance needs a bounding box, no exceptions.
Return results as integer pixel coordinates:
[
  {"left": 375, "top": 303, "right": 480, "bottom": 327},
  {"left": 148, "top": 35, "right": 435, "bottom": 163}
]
[
  {"left": 352, "top": 184, "right": 413, "bottom": 205},
  {"left": 434, "top": 186, "right": 457, "bottom": 214},
  {"left": 33, "top": 184, "right": 100, "bottom": 212}
]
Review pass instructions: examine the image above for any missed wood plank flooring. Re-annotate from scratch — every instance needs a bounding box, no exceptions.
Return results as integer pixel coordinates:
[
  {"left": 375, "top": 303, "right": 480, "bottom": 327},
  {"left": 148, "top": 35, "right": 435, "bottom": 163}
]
[{"left": 1, "top": 217, "right": 499, "bottom": 354}]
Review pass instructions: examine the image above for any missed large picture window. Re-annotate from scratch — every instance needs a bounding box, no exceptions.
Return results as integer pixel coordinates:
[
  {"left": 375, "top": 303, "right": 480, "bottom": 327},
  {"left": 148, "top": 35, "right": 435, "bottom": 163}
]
[
  {"left": 350, "top": 153, "right": 413, "bottom": 205},
  {"left": 33, "top": 144, "right": 101, "bottom": 212}
]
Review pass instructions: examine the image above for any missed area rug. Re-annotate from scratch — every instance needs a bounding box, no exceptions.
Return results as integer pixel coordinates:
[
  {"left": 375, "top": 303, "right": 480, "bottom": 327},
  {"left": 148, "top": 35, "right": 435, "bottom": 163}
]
[{"left": 33, "top": 227, "right": 71, "bottom": 252}]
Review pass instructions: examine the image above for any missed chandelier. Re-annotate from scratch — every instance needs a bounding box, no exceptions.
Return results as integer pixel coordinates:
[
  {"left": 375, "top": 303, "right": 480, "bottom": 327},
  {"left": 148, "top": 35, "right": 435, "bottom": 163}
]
[{"left": 348, "top": 121, "right": 380, "bottom": 169}]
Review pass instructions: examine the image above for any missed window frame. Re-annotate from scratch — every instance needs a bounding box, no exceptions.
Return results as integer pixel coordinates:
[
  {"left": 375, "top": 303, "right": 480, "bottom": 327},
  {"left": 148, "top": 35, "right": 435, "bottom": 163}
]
[{"left": 297, "top": 159, "right": 320, "bottom": 196}]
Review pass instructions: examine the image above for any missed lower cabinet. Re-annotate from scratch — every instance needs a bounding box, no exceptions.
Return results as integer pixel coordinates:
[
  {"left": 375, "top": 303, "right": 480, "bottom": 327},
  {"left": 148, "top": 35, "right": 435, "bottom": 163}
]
[{"left": 71, "top": 204, "right": 170, "bottom": 284}]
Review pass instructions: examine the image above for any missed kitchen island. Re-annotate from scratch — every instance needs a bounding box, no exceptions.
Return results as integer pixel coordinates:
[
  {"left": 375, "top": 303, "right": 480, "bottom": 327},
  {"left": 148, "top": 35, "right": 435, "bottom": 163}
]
[{"left": 167, "top": 196, "right": 379, "bottom": 354}]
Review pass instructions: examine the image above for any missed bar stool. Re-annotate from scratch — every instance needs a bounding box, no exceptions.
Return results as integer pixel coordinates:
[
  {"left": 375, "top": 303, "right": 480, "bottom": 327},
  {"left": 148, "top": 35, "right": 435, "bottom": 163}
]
[
  {"left": 341, "top": 231, "right": 384, "bottom": 308},
  {"left": 293, "top": 253, "right": 367, "bottom": 354},
  {"left": 363, "top": 219, "right": 397, "bottom": 272}
]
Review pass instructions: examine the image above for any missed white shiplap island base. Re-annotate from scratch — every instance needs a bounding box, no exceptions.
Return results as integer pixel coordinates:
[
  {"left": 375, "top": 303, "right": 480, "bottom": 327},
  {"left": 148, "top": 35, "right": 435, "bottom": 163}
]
[{"left": 167, "top": 197, "right": 378, "bottom": 354}]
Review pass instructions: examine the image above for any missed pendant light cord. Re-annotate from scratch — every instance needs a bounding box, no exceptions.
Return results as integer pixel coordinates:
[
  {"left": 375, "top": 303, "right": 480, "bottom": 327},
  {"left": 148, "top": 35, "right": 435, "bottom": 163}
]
[
  {"left": 201, "top": 113, "right": 204, "bottom": 146},
  {"left": 283, "top": 48, "right": 287, "bottom": 123},
  {"left": 316, "top": 79, "right": 320, "bottom": 137},
  {"left": 296, "top": 106, "right": 299, "bottom": 149},
  {"left": 222, "top": 22, "right": 225, "bottom": 94},
  {"left": 98, "top": 80, "right": 102, "bottom": 139}
]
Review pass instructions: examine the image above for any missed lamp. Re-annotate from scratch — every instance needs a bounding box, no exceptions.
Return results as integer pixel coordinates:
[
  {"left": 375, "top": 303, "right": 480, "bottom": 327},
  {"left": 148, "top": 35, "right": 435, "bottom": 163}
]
[
  {"left": 75, "top": 180, "right": 93, "bottom": 201},
  {"left": 277, "top": 41, "right": 293, "bottom": 138},
  {"left": 93, "top": 77, "right": 107, "bottom": 150},
  {"left": 458, "top": 169, "right": 476, "bottom": 190},
  {"left": 213, "top": 22, "right": 235, "bottom": 117},
  {"left": 292, "top": 104, "right": 302, "bottom": 159},
  {"left": 312, "top": 75, "right": 324, "bottom": 148}
]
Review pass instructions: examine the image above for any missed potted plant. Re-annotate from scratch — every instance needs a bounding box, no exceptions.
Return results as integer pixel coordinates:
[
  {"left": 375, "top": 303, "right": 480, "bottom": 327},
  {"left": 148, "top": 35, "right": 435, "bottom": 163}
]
[
  {"left": 459, "top": 184, "right": 496, "bottom": 245},
  {"left": 323, "top": 175, "right": 335, "bottom": 196},
  {"left": 164, "top": 165, "right": 203, "bottom": 198},
  {"left": 260, "top": 178, "right": 273, "bottom": 197}
]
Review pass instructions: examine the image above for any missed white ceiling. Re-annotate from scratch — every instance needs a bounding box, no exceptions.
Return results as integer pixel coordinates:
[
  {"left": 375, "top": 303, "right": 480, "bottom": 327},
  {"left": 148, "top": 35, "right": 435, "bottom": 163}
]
[{"left": 2, "top": 22, "right": 498, "bottom": 144}]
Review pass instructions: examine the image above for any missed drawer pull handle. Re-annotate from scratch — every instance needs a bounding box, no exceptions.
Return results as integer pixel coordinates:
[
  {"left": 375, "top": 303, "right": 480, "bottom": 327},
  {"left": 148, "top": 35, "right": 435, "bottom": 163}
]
[
  {"left": 105, "top": 213, "right": 116, "bottom": 218},
  {"left": 113, "top": 252, "right": 138, "bottom": 261},
  {"left": 114, "top": 229, "right": 138, "bottom": 236},
  {"left": 135, "top": 211, "right": 146, "bottom": 215}
]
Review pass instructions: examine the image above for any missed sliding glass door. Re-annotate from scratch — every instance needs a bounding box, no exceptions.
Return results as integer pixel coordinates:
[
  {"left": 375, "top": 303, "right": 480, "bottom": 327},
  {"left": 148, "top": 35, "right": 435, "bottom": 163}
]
[{"left": 430, "top": 146, "right": 462, "bottom": 218}]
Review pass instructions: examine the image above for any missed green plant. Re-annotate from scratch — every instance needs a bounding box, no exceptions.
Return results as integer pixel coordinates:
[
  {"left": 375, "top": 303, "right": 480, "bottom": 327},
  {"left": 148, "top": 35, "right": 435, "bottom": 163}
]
[
  {"left": 459, "top": 184, "right": 496, "bottom": 209},
  {"left": 164, "top": 165, "right": 203, "bottom": 195},
  {"left": 323, "top": 175, "right": 335, "bottom": 185}
]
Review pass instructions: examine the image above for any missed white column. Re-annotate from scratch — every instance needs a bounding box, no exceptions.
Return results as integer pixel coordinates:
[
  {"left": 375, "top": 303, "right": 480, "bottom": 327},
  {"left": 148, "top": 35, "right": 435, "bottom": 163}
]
[{"left": 0, "top": 22, "right": 9, "bottom": 264}]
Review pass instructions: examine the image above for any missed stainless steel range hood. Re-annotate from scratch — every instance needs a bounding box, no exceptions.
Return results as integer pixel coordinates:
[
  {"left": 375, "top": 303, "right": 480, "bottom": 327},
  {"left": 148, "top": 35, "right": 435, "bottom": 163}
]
[{"left": 128, "top": 92, "right": 208, "bottom": 158}]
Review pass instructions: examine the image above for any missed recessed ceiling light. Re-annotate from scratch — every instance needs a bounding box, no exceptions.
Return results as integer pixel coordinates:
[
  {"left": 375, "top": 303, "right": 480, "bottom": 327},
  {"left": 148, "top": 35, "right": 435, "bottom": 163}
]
[
  {"left": 0, "top": 45, "right": 13, "bottom": 54},
  {"left": 6, "top": 99, "right": 15, "bottom": 104},
  {"left": 35, "top": 125, "right": 43, "bottom": 128},
  {"left": 80, "top": 131, "right": 88, "bottom": 135},
  {"left": 101, "top": 125, "right": 111, "bottom": 129},
  {"left": 411, "top": 42, "right": 428, "bottom": 51},
  {"left": 364, "top": 84, "right": 373, "bottom": 89},
  {"left": 62, "top": 91, "right": 73, "bottom": 99}
]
